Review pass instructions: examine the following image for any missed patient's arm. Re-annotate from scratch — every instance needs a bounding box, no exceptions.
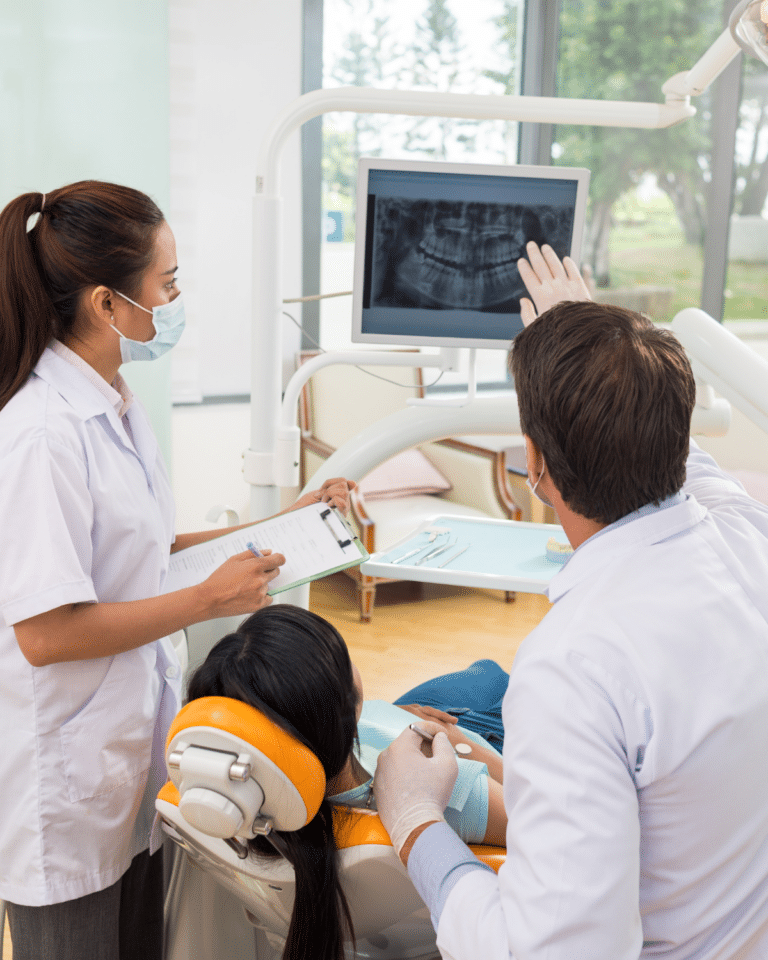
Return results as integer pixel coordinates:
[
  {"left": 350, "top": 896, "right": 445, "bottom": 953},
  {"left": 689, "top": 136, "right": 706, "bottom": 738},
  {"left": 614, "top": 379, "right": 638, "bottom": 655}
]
[
  {"left": 483, "top": 779, "right": 507, "bottom": 846},
  {"left": 445, "top": 727, "right": 504, "bottom": 786},
  {"left": 404, "top": 704, "right": 504, "bottom": 786},
  {"left": 415, "top": 724, "right": 507, "bottom": 845},
  {"left": 397, "top": 703, "right": 459, "bottom": 727}
]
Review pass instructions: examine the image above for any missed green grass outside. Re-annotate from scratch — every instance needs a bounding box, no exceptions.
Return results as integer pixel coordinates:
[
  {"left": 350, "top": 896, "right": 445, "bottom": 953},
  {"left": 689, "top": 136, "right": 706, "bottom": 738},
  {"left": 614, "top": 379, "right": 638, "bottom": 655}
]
[{"left": 605, "top": 198, "right": 768, "bottom": 321}]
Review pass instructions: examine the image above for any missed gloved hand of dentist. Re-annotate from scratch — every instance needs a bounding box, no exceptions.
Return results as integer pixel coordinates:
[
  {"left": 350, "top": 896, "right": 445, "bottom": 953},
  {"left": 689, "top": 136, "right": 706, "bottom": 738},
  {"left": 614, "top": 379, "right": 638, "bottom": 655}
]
[
  {"left": 517, "top": 241, "right": 593, "bottom": 326},
  {"left": 374, "top": 721, "right": 458, "bottom": 865}
]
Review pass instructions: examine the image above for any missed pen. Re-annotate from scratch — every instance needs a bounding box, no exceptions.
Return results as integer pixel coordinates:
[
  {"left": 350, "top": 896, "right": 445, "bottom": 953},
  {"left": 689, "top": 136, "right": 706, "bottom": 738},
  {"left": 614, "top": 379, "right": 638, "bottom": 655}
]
[
  {"left": 245, "top": 541, "right": 264, "bottom": 559},
  {"left": 409, "top": 723, "right": 471, "bottom": 756}
]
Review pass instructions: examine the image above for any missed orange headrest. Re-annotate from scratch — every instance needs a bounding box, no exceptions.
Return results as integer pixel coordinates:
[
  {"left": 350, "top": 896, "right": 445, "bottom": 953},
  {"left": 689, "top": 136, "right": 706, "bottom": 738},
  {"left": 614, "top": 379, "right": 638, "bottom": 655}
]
[{"left": 166, "top": 697, "right": 326, "bottom": 832}]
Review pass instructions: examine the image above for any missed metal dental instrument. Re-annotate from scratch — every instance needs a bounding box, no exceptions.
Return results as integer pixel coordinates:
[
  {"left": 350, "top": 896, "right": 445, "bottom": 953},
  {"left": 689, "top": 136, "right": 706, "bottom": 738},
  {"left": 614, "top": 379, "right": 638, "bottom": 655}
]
[
  {"left": 437, "top": 544, "right": 470, "bottom": 569},
  {"left": 391, "top": 547, "right": 425, "bottom": 565},
  {"left": 391, "top": 531, "right": 446, "bottom": 564},
  {"left": 409, "top": 723, "right": 470, "bottom": 756},
  {"left": 390, "top": 547, "right": 424, "bottom": 563},
  {"left": 413, "top": 538, "right": 457, "bottom": 566}
]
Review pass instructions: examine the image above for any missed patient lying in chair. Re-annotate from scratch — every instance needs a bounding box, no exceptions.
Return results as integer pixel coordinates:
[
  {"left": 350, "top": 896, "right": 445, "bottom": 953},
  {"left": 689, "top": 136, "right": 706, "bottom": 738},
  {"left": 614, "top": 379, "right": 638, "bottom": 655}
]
[{"left": 185, "top": 605, "right": 506, "bottom": 960}]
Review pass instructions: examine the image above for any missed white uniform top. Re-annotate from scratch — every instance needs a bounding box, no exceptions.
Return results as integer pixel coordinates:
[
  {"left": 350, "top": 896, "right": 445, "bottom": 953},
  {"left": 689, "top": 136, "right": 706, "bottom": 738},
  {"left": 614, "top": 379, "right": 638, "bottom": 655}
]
[
  {"left": 428, "top": 444, "right": 768, "bottom": 959},
  {"left": 0, "top": 346, "right": 182, "bottom": 907}
]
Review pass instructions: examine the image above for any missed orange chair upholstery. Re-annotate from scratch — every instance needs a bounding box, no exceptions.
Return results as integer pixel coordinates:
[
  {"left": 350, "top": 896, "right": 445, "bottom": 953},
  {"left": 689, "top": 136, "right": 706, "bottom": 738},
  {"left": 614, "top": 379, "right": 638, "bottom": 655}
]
[{"left": 157, "top": 697, "right": 505, "bottom": 959}]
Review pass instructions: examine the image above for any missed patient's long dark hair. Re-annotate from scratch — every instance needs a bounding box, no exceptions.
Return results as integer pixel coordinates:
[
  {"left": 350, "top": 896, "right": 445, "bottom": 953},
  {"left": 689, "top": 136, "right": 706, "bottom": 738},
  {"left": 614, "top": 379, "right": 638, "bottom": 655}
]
[{"left": 186, "top": 605, "right": 359, "bottom": 960}]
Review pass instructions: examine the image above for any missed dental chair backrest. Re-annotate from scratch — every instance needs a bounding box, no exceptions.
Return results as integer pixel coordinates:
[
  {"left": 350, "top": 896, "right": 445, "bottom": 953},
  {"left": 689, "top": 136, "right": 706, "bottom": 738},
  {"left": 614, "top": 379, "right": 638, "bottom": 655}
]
[{"left": 157, "top": 697, "right": 503, "bottom": 959}]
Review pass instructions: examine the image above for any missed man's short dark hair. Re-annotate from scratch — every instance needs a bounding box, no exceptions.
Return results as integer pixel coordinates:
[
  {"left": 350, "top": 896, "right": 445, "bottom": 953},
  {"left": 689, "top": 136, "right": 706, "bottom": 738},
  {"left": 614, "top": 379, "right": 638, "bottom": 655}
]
[{"left": 510, "top": 301, "right": 696, "bottom": 525}]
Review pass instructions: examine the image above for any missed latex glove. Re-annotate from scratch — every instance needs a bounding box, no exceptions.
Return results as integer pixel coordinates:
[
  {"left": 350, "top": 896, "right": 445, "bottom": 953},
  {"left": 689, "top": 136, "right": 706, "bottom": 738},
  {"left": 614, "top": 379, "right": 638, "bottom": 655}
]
[
  {"left": 374, "top": 723, "right": 458, "bottom": 856},
  {"left": 290, "top": 477, "right": 357, "bottom": 516},
  {"left": 517, "top": 242, "right": 592, "bottom": 327}
]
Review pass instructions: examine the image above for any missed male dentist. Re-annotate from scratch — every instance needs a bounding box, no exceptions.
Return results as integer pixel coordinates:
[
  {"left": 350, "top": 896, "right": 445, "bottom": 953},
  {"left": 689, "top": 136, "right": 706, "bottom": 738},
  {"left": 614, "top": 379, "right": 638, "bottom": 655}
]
[{"left": 374, "top": 244, "right": 768, "bottom": 959}]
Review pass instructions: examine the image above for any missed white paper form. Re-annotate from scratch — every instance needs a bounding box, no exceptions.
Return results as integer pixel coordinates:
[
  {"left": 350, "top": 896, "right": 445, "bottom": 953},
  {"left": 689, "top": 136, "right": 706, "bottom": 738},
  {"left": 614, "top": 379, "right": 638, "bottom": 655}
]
[{"left": 164, "top": 502, "right": 366, "bottom": 596}]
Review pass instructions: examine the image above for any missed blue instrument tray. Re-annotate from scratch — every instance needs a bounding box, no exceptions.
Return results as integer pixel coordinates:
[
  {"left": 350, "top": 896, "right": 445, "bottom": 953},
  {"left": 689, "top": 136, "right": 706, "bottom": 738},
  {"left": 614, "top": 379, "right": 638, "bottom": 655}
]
[{"left": 361, "top": 515, "right": 569, "bottom": 594}]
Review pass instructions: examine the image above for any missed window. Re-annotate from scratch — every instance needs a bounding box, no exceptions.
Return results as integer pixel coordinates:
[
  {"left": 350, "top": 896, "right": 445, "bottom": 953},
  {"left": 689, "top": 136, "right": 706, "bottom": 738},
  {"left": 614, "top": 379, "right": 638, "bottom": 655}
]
[
  {"left": 319, "top": 0, "right": 526, "bottom": 389},
  {"left": 726, "top": 55, "right": 768, "bottom": 322},
  {"left": 310, "top": 0, "right": 766, "bottom": 363},
  {"left": 553, "top": 0, "right": 768, "bottom": 323}
]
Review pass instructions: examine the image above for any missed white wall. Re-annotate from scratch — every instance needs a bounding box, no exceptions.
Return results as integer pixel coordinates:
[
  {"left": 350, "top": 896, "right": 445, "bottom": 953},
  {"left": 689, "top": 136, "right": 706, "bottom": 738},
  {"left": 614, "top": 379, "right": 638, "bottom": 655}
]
[
  {"left": 0, "top": 1, "right": 173, "bottom": 461},
  {"left": 169, "top": 0, "right": 304, "bottom": 402}
]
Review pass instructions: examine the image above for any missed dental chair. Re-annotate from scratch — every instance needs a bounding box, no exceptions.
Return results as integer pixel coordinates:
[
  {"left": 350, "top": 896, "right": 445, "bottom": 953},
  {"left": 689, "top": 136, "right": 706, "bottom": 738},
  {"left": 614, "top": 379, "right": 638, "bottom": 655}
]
[{"left": 156, "top": 697, "right": 505, "bottom": 960}]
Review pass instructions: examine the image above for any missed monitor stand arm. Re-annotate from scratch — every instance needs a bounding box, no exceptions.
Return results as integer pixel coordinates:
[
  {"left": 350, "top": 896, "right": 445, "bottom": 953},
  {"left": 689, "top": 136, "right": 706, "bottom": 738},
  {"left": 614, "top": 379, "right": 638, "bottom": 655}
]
[{"left": 407, "top": 348, "right": 477, "bottom": 408}]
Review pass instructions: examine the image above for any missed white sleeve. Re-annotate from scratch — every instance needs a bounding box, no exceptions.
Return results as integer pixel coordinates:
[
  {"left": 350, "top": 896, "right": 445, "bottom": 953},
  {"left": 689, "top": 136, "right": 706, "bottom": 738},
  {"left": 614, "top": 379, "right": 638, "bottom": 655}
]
[
  {"left": 0, "top": 436, "right": 97, "bottom": 625},
  {"left": 435, "top": 649, "right": 647, "bottom": 960},
  {"left": 683, "top": 439, "right": 751, "bottom": 506}
]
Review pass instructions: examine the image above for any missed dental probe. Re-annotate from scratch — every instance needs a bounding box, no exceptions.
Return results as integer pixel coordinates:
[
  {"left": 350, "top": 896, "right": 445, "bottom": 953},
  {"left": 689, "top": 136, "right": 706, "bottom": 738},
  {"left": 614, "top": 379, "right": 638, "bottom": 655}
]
[
  {"left": 413, "top": 539, "right": 457, "bottom": 566},
  {"left": 409, "top": 723, "right": 472, "bottom": 755},
  {"left": 436, "top": 544, "right": 470, "bottom": 569},
  {"left": 391, "top": 546, "right": 426, "bottom": 564},
  {"left": 391, "top": 531, "right": 448, "bottom": 564}
]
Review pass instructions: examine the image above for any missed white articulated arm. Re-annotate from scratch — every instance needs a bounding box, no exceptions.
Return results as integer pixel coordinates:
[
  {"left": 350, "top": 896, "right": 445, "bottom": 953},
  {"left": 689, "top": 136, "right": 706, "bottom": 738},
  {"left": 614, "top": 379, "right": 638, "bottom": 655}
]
[
  {"left": 672, "top": 309, "right": 768, "bottom": 436},
  {"left": 305, "top": 394, "right": 521, "bottom": 488}
]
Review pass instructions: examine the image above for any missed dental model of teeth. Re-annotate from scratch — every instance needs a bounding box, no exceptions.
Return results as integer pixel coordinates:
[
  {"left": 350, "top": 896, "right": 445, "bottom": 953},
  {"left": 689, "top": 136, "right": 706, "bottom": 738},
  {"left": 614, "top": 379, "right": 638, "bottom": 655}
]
[{"left": 545, "top": 537, "right": 574, "bottom": 564}]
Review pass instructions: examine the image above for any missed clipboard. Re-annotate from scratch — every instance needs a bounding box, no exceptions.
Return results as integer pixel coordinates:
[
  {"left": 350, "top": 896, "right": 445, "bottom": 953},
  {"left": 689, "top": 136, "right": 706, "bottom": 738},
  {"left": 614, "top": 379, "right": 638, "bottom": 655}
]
[{"left": 164, "top": 502, "right": 369, "bottom": 596}]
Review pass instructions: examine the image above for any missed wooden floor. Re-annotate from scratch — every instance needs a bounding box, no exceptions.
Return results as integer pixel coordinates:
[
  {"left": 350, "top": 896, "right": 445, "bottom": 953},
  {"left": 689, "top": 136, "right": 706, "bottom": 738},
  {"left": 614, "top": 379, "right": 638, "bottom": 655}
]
[
  {"left": 0, "top": 575, "right": 551, "bottom": 958},
  {"left": 309, "top": 572, "right": 551, "bottom": 702}
]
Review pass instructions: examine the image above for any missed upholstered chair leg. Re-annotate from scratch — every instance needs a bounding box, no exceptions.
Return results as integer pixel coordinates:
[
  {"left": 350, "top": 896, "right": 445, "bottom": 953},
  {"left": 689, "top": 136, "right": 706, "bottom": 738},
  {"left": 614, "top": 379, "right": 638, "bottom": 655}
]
[{"left": 360, "top": 580, "right": 376, "bottom": 622}]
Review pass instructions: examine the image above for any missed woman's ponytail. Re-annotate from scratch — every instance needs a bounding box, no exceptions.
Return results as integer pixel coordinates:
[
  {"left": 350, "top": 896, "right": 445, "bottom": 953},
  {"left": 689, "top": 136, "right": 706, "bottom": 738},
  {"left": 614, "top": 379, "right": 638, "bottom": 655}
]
[
  {"left": 0, "top": 192, "right": 58, "bottom": 411},
  {"left": 253, "top": 801, "right": 354, "bottom": 960},
  {"left": 0, "top": 180, "right": 164, "bottom": 412}
]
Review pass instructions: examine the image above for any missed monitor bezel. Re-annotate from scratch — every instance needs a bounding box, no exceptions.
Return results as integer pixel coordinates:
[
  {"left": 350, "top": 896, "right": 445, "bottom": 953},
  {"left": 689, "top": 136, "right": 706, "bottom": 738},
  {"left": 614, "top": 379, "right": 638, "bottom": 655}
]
[{"left": 351, "top": 157, "right": 591, "bottom": 351}]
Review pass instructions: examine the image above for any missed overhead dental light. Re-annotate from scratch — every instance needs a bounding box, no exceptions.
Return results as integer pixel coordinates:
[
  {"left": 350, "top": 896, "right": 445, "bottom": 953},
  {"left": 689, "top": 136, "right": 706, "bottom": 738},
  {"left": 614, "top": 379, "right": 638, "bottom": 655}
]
[{"left": 729, "top": 0, "right": 768, "bottom": 65}]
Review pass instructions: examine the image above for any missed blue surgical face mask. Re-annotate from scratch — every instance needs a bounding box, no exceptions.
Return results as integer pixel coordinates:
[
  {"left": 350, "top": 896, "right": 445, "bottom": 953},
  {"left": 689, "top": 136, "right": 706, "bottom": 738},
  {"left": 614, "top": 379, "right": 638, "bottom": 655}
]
[{"left": 110, "top": 291, "right": 186, "bottom": 363}]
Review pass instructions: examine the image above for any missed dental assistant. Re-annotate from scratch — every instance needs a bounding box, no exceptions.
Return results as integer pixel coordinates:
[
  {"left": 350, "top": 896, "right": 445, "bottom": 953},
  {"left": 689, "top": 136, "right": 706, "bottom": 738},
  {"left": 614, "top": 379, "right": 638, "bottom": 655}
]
[
  {"left": 0, "top": 181, "right": 351, "bottom": 960},
  {"left": 374, "top": 246, "right": 768, "bottom": 959}
]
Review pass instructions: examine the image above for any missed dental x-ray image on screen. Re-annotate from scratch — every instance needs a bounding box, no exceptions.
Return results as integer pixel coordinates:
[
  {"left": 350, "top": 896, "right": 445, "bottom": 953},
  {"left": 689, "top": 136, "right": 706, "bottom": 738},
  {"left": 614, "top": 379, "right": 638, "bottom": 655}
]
[{"left": 352, "top": 159, "right": 590, "bottom": 350}]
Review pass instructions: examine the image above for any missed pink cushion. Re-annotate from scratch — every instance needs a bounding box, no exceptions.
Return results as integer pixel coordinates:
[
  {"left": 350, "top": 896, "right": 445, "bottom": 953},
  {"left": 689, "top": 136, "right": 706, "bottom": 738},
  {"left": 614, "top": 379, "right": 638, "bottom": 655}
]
[{"left": 359, "top": 450, "right": 452, "bottom": 501}]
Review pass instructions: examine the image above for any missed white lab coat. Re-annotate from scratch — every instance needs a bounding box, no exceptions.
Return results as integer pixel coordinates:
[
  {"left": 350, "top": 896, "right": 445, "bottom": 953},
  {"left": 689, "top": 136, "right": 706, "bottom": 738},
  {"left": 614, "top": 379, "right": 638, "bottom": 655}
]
[
  {"left": 0, "top": 347, "right": 182, "bottom": 906},
  {"left": 436, "top": 444, "right": 768, "bottom": 959}
]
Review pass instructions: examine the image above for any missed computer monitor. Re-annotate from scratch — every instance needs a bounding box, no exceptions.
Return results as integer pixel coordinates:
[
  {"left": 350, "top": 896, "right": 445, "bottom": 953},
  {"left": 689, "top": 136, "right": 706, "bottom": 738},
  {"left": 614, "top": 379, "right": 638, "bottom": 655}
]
[{"left": 352, "top": 158, "right": 590, "bottom": 350}]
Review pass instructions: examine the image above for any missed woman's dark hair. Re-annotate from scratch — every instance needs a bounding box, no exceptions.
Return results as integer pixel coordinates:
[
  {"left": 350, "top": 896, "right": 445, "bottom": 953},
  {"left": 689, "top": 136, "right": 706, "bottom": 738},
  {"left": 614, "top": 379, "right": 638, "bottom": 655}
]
[
  {"left": 510, "top": 300, "right": 696, "bottom": 525},
  {"left": 186, "top": 605, "right": 360, "bottom": 960},
  {"left": 0, "top": 180, "right": 165, "bottom": 411}
]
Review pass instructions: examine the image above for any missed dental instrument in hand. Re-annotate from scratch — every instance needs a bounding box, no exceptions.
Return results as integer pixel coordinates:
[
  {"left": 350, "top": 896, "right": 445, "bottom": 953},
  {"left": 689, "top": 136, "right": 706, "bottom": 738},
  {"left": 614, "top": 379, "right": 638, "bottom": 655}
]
[
  {"left": 413, "top": 538, "right": 457, "bottom": 566},
  {"left": 436, "top": 544, "right": 470, "bottom": 569},
  {"left": 410, "top": 723, "right": 472, "bottom": 756}
]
